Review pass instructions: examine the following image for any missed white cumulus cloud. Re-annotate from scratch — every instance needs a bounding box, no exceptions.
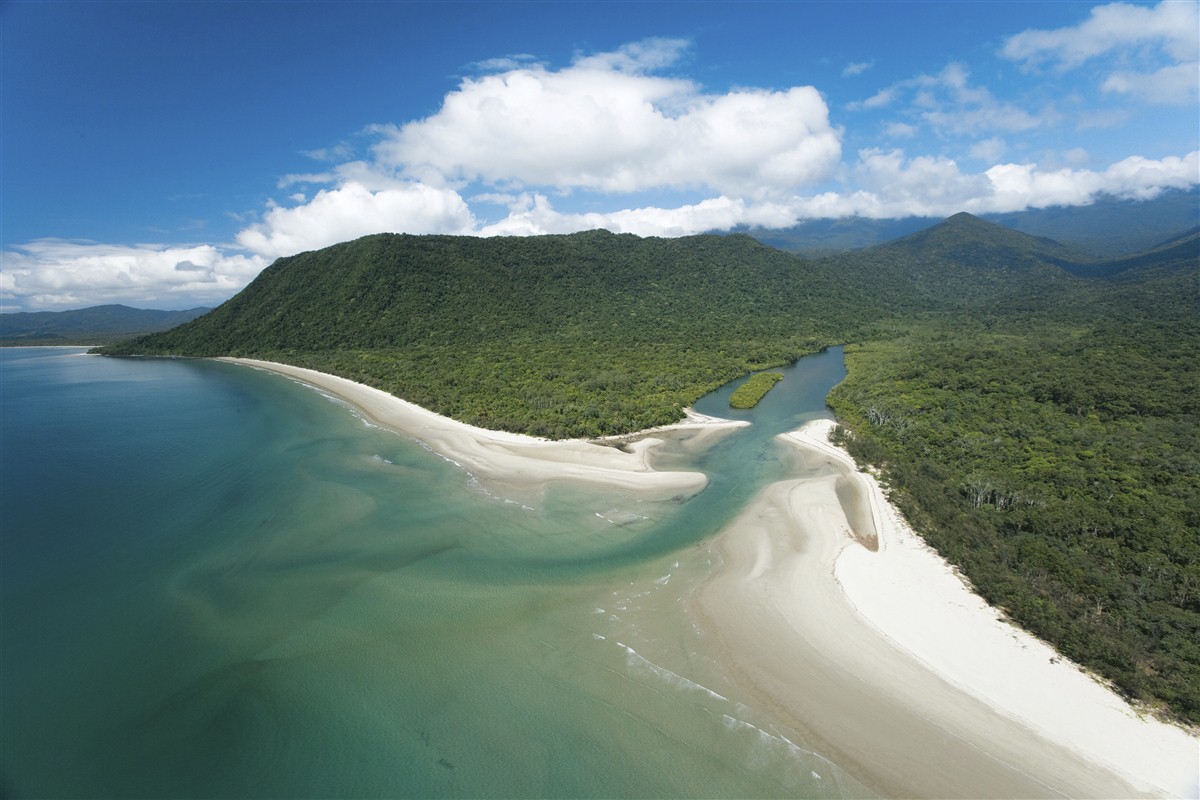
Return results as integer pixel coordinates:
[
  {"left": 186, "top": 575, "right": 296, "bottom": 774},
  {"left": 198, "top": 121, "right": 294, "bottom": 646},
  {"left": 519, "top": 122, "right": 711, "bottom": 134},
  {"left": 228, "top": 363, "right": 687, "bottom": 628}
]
[
  {"left": 1003, "top": 1, "right": 1199, "bottom": 105},
  {"left": 849, "top": 149, "right": 994, "bottom": 217},
  {"left": 1002, "top": 0, "right": 1198, "bottom": 68},
  {"left": 235, "top": 182, "right": 476, "bottom": 259},
  {"left": 2, "top": 241, "right": 266, "bottom": 311},
  {"left": 1102, "top": 62, "right": 1199, "bottom": 105},
  {"left": 370, "top": 38, "right": 841, "bottom": 199},
  {"left": 477, "top": 193, "right": 798, "bottom": 238},
  {"left": 470, "top": 149, "right": 1198, "bottom": 231},
  {"left": 788, "top": 149, "right": 1199, "bottom": 219}
]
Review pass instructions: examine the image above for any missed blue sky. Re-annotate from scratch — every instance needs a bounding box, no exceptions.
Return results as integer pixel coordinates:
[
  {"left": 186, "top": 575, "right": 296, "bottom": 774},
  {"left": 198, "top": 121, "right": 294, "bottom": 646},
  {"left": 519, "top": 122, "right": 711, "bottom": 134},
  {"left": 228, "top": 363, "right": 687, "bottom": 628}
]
[{"left": 3, "top": 0, "right": 1197, "bottom": 311}]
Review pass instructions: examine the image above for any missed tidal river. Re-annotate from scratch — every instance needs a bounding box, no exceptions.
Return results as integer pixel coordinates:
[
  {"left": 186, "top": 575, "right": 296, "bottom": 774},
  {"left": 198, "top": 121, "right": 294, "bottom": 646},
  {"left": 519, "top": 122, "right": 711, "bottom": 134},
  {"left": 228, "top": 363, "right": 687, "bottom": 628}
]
[{"left": 1, "top": 345, "right": 875, "bottom": 798}]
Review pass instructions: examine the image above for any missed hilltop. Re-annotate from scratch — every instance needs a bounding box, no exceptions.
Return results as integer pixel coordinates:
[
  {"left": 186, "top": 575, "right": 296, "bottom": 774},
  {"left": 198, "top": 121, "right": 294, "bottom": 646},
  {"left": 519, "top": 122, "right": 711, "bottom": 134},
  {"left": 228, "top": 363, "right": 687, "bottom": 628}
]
[
  {"left": 102, "top": 231, "right": 856, "bottom": 436},
  {"left": 747, "top": 188, "right": 1200, "bottom": 257}
]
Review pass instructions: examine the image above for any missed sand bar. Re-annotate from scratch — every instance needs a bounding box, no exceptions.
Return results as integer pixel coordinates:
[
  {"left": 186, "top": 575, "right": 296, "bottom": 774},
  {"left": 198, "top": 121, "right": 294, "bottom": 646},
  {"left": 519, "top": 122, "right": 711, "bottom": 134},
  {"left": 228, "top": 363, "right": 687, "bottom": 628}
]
[
  {"left": 221, "top": 359, "right": 1197, "bottom": 796},
  {"left": 694, "top": 418, "right": 1198, "bottom": 798},
  {"left": 219, "top": 358, "right": 743, "bottom": 497}
]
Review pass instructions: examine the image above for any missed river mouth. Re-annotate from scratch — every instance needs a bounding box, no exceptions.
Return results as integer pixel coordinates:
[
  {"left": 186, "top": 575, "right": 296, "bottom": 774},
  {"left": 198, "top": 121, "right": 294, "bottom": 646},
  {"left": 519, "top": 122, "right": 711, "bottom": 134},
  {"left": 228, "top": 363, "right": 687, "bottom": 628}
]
[{"left": 2, "top": 345, "right": 884, "bottom": 799}]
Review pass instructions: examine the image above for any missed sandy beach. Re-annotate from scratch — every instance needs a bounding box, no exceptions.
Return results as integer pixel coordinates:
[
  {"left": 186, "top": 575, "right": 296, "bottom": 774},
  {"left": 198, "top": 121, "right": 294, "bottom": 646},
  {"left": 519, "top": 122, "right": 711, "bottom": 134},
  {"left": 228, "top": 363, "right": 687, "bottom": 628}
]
[
  {"left": 223, "top": 358, "right": 1198, "bottom": 798},
  {"left": 220, "top": 358, "right": 743, "bottom": 499},
  {"left": 694, "top": 418, "right": 1199, "bottom": 798}
]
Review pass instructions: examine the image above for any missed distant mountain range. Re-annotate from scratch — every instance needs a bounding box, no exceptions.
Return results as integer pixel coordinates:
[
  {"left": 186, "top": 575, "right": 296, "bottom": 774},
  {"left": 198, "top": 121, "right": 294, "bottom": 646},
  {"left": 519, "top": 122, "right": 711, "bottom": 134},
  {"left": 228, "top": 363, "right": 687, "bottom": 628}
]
[
  {"left": 743, "top": 187, "right": 1199, "bottom": 257},
  {"left": 9, "top": 188, "right": 1193, "bottom": 346},
  {"left": 99, "top": 211, "right": 1197, "bottom": 434},
  {"left": 0, "top": 304, "right": 211, "bottom": 346}
]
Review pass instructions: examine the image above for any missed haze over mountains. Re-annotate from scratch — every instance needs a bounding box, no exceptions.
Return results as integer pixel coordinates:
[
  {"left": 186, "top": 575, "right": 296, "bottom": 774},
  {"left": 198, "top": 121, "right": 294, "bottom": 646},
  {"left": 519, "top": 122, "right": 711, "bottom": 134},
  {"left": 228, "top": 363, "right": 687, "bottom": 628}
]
[
  {"left": 746, "top": 187, "right": 1199, "bottom": 256},
  {"left": 0, "top": 305, "right": 211, "bottom": 346}
]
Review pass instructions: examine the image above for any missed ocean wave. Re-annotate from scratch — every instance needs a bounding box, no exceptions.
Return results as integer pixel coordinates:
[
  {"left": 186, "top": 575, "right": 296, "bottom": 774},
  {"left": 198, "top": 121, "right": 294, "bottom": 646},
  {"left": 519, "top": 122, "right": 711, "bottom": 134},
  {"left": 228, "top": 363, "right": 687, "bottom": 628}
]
[
  {"left": 593, "top": 509, "right": 650, "bottom": 526},
  {"left": 594, "top": 634, "right": 729, "bottom": 704}
]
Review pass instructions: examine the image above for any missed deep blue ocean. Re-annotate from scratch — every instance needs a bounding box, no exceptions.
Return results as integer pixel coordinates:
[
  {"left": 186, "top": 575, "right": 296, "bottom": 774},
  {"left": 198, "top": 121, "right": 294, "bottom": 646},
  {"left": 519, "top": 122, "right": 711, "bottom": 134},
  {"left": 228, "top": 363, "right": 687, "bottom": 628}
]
[{"left": 0, "top": 346, "right": 873, "bottom": 798}]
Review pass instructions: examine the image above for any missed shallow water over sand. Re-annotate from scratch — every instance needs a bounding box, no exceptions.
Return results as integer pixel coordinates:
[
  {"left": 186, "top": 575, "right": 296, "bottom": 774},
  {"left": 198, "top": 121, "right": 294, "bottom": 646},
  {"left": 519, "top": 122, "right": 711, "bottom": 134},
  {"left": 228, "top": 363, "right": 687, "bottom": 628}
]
[{"left": 0, "top": 346, "right": 872, "bottom": 798}]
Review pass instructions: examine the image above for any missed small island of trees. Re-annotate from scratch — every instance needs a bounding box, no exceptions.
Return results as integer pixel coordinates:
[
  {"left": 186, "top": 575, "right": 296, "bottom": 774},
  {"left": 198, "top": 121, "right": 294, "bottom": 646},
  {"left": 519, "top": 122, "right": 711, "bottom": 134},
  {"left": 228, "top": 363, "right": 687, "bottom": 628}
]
[{"left": 729, "top": 372, "right": 784, "bottom": 409}]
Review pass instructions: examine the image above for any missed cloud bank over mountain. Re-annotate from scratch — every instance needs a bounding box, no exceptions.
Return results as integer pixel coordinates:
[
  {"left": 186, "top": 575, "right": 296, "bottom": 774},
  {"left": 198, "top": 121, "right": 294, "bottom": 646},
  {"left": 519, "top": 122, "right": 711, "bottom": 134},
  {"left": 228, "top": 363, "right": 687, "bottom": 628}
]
[{"left": 4, "top": 2, "right": 1197, "bottom": 310}]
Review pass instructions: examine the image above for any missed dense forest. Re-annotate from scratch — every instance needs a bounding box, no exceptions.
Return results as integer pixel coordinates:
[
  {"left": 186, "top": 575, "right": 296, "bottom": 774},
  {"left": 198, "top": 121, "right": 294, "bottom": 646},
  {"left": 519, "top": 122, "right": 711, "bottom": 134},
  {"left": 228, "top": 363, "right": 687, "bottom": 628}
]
[
  {"left": 99, "top": 214, "right": 1200, "bottom": 726},
  {"left": 101, "top": 231, "right": 868, "bottom": 437},
  {"left": 825, "top": 227, "right": 1199, "bottom": 723}
]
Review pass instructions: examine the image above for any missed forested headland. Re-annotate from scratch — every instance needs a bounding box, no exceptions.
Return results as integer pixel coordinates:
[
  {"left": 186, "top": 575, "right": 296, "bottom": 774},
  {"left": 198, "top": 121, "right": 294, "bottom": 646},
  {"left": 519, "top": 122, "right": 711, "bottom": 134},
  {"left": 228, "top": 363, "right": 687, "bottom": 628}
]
[
  {"left": 101, "top": 231, "right": 868, "bottom": 437},
  {"left": 99, "top": 214, "right": 1200, "bottom": 726}
]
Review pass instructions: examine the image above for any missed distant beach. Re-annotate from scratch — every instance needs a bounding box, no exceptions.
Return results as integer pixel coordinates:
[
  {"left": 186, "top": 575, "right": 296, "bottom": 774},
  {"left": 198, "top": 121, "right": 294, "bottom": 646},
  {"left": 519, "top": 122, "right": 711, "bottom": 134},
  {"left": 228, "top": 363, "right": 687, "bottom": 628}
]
[{"left": 224, "top": 358, "right": 1199, "bottom": 799}]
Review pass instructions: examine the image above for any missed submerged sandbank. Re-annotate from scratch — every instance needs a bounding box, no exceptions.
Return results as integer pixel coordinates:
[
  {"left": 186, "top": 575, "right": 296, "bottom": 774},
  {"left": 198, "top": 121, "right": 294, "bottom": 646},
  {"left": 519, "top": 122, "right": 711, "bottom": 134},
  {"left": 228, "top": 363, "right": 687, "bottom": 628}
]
[
  {"left": 220, "top": 358, "right": 744, "bottom": 497},
  {"left": 221, "top": 358, "right": 1197, "bottom": 797},
  {"left": 694, "top": 418, "right": 1198, "bottom": 798}
]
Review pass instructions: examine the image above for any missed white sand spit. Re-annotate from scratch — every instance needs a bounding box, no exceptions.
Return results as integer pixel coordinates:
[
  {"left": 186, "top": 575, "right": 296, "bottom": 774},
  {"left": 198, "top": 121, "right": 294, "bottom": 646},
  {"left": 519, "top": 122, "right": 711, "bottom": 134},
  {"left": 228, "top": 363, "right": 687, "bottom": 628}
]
[
  {"left": 221, "top": 359, "right": 1199, "bottom": 796},
  {"left": 790, "top": 418, "right": 1199, "bottom": 799},
  {"left": 693, "top": 417, "right": 1197, "bottom": 798},
  {"left": 219, "top": 358, "right": 737, "bottom": 496}
]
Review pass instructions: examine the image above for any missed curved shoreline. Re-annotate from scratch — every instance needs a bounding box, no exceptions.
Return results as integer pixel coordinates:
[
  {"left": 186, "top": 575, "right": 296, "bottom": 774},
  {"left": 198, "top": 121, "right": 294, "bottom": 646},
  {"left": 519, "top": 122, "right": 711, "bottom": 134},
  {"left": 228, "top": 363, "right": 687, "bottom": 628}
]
[
  {"left": 693, "top": 418, "right": 1198, "bottom": 798},
  {"left": 220, "top": 358, "right": 1198, "bottom": 797},
  {"left": 218, "top": 358, "right": 745, "bottom": 498},
  {"left": 793, "top": 420, "right": 1199, "bottom": 797}
]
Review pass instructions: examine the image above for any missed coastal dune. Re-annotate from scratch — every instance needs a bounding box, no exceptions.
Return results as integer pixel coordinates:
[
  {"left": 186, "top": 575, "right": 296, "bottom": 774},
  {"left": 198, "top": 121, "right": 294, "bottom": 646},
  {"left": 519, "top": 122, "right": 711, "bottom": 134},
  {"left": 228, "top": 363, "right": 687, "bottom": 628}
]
[{"left": 223, "top": 358, "right": 1198, "bottom": 798}]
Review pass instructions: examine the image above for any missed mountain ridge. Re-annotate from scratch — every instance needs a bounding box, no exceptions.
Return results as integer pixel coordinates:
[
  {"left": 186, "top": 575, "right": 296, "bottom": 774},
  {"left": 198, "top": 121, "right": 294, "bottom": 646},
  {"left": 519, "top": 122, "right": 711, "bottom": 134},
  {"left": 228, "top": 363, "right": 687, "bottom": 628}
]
[
  {"left": 742, "top": 187, "right": 1200, "bottom": 257},
  {"left": 884, "top": 211, "right": 1091, "bottom": 266},
  {"left": 97, "top": 213, "right": 1180, "bottom": 433},
  {"left": 1, "top": 304, "right": 212, "bottom": 345}
]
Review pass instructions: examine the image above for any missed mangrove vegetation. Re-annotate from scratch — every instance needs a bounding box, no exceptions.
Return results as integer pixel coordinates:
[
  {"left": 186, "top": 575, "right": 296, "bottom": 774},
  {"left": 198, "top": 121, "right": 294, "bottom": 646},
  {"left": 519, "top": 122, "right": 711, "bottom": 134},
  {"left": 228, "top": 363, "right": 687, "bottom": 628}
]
[{"left": 729, "top": 372, "right": 784, "bottom": 409}]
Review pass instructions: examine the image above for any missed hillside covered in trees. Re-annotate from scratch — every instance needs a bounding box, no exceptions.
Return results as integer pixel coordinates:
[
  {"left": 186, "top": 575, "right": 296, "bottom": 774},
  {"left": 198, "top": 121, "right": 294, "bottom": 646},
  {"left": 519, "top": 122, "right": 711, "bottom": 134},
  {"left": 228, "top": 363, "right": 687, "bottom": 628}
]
[
  {"left": 99, "top": 214, "right": 1200, "bottom": 726},
  {"left": 98, "top": 216, "right": 1101, "bottom": 437},
  {"left": 101, "top": 231, "right": 868, "bottom": 436}
]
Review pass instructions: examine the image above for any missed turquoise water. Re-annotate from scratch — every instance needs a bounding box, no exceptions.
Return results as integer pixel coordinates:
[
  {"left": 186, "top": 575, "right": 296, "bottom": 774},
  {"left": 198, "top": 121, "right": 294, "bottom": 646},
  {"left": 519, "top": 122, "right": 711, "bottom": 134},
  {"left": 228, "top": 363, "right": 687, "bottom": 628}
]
[{"left": 0, "top": 346, "right": 872, "bottom": 799}]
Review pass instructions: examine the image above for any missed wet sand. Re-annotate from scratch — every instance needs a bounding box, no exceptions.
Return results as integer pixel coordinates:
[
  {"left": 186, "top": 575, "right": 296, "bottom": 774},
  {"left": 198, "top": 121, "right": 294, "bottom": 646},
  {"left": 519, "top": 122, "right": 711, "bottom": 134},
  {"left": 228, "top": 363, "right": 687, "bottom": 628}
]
[
  {"left": 220, "top": 358, "right": 745, "bottom": 499},
  {"left": 692, "top": 420, "right": 1198, "bottom": 798},
  {"left": 221, "top": 359, "right": 1198, "bottom": 798}
]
